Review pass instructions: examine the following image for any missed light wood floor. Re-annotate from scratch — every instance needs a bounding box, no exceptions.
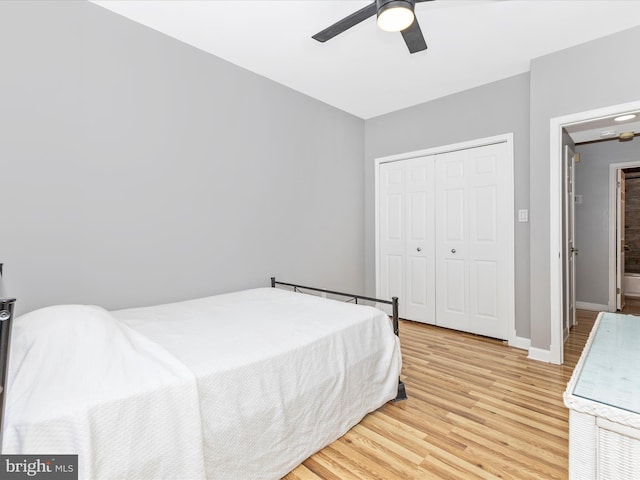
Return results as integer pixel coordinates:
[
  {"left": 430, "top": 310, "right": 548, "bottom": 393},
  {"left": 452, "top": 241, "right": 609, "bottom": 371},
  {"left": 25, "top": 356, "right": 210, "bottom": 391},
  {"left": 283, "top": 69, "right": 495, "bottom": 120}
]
[
  {"left": 621, "top": 296, "right": 640, "bottom": 315},
  {"left": 284, "top": 309, "right": 598, "bottom": 480}
]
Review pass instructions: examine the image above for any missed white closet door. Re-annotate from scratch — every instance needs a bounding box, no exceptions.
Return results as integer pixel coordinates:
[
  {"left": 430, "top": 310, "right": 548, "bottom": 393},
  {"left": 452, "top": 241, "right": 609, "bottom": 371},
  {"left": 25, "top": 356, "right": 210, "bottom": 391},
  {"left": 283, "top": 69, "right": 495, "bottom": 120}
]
[
  {"left": 379, "top": 156, "right": 435, "bottom": 324},
  {"left": 435, "top": 150, "right": 467, "bottom": 330},
  {"left": 379, "top": 161, "right": 406, "bottom": 317},
  {"left": 435, "top": 143, "right": 510, "bottom": 339},
  {"left": 404, "top": 156, "right": 436, "bottom": 324}
]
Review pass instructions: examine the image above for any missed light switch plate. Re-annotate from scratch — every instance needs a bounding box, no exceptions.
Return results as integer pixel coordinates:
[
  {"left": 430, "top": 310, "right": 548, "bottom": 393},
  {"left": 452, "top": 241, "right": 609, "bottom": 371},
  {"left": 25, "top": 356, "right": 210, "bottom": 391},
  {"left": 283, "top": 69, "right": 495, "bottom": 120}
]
[{"left": 518, "top": 209, "right": 528, "bottom": 223}]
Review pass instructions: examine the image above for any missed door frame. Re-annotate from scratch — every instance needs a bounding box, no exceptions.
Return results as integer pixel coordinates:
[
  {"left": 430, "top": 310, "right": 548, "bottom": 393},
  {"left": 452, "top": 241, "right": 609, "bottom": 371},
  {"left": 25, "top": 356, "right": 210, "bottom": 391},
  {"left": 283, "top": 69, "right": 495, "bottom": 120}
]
[
  {"left": 374, "top": 133, "right": 516, "bottom": 345},
  {"left": 549, "top": 100, "right": 640, "bottom": 365},
  {"left": 609, "top": 161, "right": 640, "bottom": 311}
]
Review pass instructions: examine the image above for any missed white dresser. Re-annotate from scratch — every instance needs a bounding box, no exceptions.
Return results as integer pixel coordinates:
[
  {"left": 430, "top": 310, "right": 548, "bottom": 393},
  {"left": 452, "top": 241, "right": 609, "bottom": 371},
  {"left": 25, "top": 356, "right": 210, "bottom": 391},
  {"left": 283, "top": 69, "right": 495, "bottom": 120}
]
[{"left": 564, "top": 312, "right": 640, "bottom": 479}]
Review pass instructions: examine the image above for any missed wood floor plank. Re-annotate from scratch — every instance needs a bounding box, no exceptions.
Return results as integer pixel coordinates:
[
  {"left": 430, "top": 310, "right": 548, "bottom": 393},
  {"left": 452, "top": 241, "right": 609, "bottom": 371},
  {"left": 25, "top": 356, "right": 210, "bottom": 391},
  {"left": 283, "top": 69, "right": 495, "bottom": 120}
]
[
  {"left": 284, "top": 464, "right": 324, "bottom": 480},
  {"left": 419, "top": 454, "right": 490, "bottom": 480},
  {"left": 328, "top": 439, "right": 409, "bottom": 480},
  {"left": 448, "top": 414, "right": 568, "bottom": 472},
  {"left": 349, "top": 423, "right": 425, "bottom": 465},
  {"left": 283, "top": 309, "right": 600, "bottom": 479},
  {"left": 302, "top": 451, "right": 366, "bottom": 480}
]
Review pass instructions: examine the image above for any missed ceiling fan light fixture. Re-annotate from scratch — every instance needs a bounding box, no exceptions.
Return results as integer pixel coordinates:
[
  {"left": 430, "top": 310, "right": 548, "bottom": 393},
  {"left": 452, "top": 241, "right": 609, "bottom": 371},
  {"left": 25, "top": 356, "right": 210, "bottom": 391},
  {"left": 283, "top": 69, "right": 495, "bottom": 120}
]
[
  {"left": 377, "top": 0, "right": 415, "bottom": 32},
  {"left": 619, "top": 131, "right": 635, "bottom": 142},
  {"left": 614, "top": 114, "right": 637, "bottom": 122}
]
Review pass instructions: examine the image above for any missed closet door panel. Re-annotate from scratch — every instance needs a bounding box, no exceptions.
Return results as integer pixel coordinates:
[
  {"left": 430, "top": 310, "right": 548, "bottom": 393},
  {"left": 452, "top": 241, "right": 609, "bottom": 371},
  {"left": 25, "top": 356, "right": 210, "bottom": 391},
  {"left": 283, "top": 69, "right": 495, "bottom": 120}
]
[
  {"left": 406, "top": 188, "right": 428, "bottom": 313},
  {"left": 386, "top": 254, "right": 404, "bottom": 304},
  {"left": 404, "top": 156, "right": 436, "bottom": 324},
  {"left": 474, "top": 260, "right": 498, "bottom": 318},
  {"left": 379, "top": 162, "right": 405, "bottom": 317},
  {"left": 436, "top": 150, "right": 469, "bottom": 331},
  {"left": 435, "top": 143, "right": 509, "bottom": 339},
  {"left": 444, "top": 258, "right": 466, "bottom": 314},
  {"left": 445, "top": 189, "right": 465, "bottom": 242},
  {"left": 408, "top": 256, "right": 428, "bottom": 310},
  {"left": 468, "top": 143, "right": 509, "bottom": 339},
  {"left": 473, "top": 185, "right": 497, "bottom": 243}
]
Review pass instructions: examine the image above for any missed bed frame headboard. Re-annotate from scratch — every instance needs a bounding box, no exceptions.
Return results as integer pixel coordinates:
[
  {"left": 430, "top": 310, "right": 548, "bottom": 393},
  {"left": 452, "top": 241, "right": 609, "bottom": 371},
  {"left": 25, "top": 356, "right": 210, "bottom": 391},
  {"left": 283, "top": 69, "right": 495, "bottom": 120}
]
[
  {"left": 0, "top": 264, "right": 16, "bottom": 452},
  {"left": 270, "top": 277, "right": 406, "bottom": 401}
]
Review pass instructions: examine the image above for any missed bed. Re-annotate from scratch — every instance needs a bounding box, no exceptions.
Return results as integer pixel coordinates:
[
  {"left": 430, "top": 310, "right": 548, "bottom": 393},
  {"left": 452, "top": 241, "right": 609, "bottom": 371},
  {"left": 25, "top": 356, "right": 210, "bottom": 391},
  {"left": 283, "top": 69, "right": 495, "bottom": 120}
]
[{"left": 0, "top": 276, "right": 404, "bottom": 480}]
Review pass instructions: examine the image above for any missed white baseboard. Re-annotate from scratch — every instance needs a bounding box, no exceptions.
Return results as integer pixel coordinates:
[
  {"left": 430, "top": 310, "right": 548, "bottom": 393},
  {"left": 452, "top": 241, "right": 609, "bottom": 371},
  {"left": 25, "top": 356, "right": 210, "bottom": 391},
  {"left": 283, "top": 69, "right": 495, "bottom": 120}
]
[
  {"left": 527, "top": 346, "right": 551, "bottom": 363},
  {"left": 510, "top": 336, "right": 531, "bottom": 351},
  {"left": 576, "top": 301, "right": 608, "bottom": 312}
]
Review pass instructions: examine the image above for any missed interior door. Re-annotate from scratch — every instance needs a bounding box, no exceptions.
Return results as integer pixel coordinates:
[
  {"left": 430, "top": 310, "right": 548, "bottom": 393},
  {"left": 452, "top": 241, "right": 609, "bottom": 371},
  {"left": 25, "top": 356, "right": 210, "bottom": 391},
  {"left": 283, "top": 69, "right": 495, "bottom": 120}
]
[
  {"left": 379, "top": 161, "right": 406, "bottom": 318},
  {"left": 404, "top": 156, "right": 436, "bottom": 324},
  {"left": 435, "top": 149, "right": 467, "bottom": 331},
  {"left": 617, "top": 168, "right": 626, "bottom": 310},
  {"left": 564, "top": 144, "right": 577, "bottom": 333},
  {"left": 379, "top": 157, "right": 436, "bottom": 324},
  {"left": 435, "top": 143, "right": 510, "bottom": 339}
]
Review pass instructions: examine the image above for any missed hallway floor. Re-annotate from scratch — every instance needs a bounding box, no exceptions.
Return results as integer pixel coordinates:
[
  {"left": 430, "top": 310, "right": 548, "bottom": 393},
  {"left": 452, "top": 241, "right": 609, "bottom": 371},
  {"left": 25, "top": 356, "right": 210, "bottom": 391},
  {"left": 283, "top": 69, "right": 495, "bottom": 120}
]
[{"left": 621, "top": 296, "right": 640, "bottom": 315}]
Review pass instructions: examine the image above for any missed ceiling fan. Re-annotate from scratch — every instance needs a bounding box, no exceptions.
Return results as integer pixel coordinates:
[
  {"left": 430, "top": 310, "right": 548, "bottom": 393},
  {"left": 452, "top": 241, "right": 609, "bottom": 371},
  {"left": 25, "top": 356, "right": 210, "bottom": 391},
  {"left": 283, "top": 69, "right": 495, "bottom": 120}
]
[{"left": 312, "top": 0, "right": 434, "bottom": 54}]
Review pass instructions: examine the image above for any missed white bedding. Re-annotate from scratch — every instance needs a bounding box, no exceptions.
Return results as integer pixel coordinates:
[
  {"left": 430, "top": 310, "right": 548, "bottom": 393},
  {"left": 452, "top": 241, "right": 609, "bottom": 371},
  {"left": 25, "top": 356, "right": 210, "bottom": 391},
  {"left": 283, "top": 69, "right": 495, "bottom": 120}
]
[
  {"left": 4, "top": 287, "right": 402, "bottom": 479},
  {"left": 3, "top": 304, "right": 206, "bottom": 479}
]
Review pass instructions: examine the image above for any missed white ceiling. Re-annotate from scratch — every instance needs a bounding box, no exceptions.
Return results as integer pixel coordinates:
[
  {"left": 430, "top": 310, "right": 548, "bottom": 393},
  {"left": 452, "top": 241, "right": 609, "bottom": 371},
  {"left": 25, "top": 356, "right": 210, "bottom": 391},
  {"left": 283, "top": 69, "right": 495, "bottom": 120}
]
[
  {"left": 93, "top": 0, "right": 640, "bottom": 121},
  {"left": 565, "top": 115, "right": 640, "bottom": 144}
]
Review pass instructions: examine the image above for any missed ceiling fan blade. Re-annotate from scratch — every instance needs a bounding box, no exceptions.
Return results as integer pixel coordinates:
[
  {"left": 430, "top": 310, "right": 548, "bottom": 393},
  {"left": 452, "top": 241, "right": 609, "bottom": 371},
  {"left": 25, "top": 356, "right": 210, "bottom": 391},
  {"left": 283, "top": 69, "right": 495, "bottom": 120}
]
[
  {"left": 312, "top": 2, "right": 377, "bottom": 42},
  {"left": 401, "top": 18, "right": 427, "bottom": 53},
  {"left": 414, "top": 0, "right": 435, "bottom": 3}
]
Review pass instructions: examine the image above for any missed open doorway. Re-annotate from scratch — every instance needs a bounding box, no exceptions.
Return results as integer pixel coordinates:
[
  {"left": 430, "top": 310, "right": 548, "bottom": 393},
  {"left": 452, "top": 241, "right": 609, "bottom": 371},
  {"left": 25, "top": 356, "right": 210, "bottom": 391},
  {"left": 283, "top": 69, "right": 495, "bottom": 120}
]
[
  {"left": 549, "top": 101, "right": 640, "bottom": 365},
  {"left": 620, "top": 167, "right": 640, "bottom": 301},
  {"left": 609, "top": 163, "right": 640, "bottom": 312}
]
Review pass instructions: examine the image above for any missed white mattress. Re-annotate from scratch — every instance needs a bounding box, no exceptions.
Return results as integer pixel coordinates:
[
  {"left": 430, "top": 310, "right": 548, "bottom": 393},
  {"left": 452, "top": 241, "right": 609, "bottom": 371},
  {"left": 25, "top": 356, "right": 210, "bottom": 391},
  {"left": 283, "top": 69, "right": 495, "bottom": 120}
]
[{"left": 4, "top": 287, "right": 402, "bottom": 480}]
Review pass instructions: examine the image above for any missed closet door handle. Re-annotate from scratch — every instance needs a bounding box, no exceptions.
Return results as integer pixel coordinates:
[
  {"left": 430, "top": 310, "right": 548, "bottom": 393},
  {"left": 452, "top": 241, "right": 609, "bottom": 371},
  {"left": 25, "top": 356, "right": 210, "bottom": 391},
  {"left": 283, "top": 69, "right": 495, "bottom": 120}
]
[
  {"left": 451, "top": 248, "right": 456, "bottom": 254},
  {"left": 417, "top": 247, "right": 422, "bottom": 252}
]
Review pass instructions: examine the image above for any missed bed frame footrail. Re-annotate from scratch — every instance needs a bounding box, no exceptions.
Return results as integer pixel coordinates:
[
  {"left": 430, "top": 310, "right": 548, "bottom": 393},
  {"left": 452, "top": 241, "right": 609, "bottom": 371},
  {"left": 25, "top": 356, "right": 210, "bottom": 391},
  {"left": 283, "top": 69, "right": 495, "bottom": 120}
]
[{"left": 271, "top": 277, "right": 407, "bottom": 402}]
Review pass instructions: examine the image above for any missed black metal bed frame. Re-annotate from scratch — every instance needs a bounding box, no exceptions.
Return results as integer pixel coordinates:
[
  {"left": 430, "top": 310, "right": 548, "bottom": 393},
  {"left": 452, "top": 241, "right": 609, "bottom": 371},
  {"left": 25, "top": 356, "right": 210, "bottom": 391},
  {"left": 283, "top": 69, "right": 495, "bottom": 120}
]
[
  {"left": 0, "top": 264, "right": 16, "bottom": 452},
  {"left": 0, "top": 274, "right": 405, "bottom": 452},
  {"left": 271, "top": 277, "right": 406, "bottom": 402}
]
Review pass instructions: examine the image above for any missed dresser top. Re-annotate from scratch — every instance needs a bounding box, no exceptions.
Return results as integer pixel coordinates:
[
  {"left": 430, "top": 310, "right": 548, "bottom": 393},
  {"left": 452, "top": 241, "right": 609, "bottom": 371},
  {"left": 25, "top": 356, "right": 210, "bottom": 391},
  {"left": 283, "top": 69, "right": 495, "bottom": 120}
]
[{"left": 573, "top": 312, "right": 640, "bottom": 415}]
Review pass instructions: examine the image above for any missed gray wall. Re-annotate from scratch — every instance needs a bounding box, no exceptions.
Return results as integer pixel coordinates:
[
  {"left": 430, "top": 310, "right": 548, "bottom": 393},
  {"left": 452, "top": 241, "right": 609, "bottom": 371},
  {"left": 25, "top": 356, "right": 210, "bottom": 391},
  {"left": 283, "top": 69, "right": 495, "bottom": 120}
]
[
  {"left": 1, "top": 1, "right": 365, "bottom": 314},
  {"left": 364, "top": 73, "right": 531, "bottom": 338},
  {"left": 529, "top": 26, "right": 640, "bottom": 350},
  {"left": 574, "top": 139, "right": 640, "bottom": 305},
  {"left": 4, "top": 2, "right": 640, "bottom": 352}
]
